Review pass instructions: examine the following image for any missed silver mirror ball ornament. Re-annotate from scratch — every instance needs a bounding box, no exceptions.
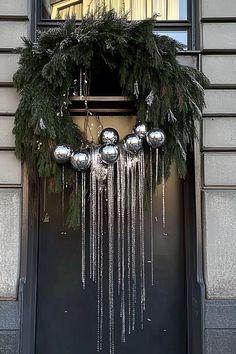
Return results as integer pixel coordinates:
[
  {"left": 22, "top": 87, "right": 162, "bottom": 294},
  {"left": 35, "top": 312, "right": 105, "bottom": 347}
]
[
  {"left": 134, "top": 122, "right": 148, "bottom": 139},
  {"left": 53, "top": 144, "right": 72, "bottom": 164},
  {"left": 70, "top": 150, "right": 91, "bottom": 171},
  {"left": 99, "top": 144, "right": 119, "bottom": 164},
  {"left": 124, "top": 134, "right": 143, "bottom": 154},
  {"left": 100, "top": 128, "right": 119, "bottom": 145},
  {"left": 146, "top": 128, "right": 166, "bottom": 149}
]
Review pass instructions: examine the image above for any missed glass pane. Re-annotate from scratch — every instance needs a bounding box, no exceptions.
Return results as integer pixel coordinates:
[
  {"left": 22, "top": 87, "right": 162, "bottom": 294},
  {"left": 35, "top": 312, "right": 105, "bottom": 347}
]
[
  {"left": 42, "top": 0, "right": 188, "bottom": 21},
  {"left": 154, "top": 30, "right": 188, "bottom": 47}
]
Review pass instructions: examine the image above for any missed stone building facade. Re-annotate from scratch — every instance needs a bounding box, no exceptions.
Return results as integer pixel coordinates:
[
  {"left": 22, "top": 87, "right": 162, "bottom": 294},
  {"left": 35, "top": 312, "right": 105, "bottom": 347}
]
[{"left": 0, "top": 0, "right": 235, "bottom": 353}]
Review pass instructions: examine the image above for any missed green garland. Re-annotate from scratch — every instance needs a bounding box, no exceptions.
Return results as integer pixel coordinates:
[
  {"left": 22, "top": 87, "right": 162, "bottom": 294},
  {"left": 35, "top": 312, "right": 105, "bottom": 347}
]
[{"left": 13, "top": 9, "right": 209, "bottom": 227}]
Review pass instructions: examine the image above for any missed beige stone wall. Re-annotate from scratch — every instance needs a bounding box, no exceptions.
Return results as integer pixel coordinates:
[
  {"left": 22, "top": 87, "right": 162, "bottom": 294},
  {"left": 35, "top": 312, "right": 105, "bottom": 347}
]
[
  {"left": 201, "top": 0, "right": 236, "bottom": 299},
  {"left": 0, "top": 2, "right": 29, "bottom": 299}
]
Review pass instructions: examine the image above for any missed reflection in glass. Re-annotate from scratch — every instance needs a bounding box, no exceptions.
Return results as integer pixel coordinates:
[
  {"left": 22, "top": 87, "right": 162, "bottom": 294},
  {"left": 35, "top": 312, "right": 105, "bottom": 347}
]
[
  {"left": 42, "top": 0, "right": 187, "bottom": 21},
  {"left": 154, "top": 30, "right": 188, "bottom": 47}
]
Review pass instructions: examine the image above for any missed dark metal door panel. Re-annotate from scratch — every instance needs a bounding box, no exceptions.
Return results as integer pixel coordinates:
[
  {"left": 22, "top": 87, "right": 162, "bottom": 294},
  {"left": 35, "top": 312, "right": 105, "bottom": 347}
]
[{"left": 35, "top": 168, "right": 186, "bottom": 354}]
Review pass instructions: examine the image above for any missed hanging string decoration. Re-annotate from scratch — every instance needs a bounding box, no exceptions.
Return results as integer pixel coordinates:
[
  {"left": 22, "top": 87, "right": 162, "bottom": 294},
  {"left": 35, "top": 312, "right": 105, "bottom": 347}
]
[{"left": 52, "top": 121, "right": 165, "bottom": 353}]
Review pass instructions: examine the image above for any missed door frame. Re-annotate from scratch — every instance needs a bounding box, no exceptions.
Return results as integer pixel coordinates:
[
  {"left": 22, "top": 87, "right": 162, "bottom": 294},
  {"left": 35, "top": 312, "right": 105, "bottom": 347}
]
[
  {"left": 20, "top": 3, "right": 206, "bottom": 350},
  {"left": 19, "top": 148, "right": 205, "bottom": 354}
]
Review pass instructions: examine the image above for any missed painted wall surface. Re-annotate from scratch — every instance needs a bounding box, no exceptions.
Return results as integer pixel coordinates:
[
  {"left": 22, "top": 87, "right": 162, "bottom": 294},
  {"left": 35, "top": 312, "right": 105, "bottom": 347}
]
[{"left": 0, "top": 0, "right": 29, "bottom": 352}]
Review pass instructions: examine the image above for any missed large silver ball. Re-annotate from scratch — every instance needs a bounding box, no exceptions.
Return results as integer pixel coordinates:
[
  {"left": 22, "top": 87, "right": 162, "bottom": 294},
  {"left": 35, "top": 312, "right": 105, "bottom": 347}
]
[
  {"left": 124, "top": 134, "right": 143, "bottom": 154},
  {"left": 70, "top": 150, "right": 91, "bottom": 171},
  {"left": 53, "top": 144, "right": 72, "bottom": 164},
  {"left": 100, "top": 128, "right": 119, "bottom": 145},
  {"left": 99, "top": 144, "right": 119, "bottom": 164},
  {"left": 134, "top": 122, "right": 148, "bottom": 139},
  {"left": 146, "top": 129, "right": 165, "bottom": 149}
]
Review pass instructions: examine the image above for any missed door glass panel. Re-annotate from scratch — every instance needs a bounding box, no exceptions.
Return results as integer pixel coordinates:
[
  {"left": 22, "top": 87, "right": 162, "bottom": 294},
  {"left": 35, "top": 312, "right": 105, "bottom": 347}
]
[{"left": 42, "top": 0, "right": 188, "bottom": 21}]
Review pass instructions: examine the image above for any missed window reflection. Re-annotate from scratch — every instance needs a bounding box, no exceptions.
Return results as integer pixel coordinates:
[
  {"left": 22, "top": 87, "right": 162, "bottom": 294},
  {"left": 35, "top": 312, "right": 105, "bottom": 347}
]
[
  {"left": 42, "top": 0, "right": 187, "bottom": 21},
  {"left": 154, "top": 30, "right": 188, "bottom": 47}
]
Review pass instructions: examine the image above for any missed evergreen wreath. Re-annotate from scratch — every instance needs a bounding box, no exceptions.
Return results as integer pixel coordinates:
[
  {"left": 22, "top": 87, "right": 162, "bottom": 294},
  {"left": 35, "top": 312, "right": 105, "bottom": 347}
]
[{"left": 13, "top": 9, "right": 209, "bottom": 227}]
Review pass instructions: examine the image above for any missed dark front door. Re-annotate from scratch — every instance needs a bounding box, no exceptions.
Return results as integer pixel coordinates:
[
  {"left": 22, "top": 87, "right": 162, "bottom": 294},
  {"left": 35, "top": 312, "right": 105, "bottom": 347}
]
[{"left": 35, "top": 167, "right": 186, "bottom": 354}]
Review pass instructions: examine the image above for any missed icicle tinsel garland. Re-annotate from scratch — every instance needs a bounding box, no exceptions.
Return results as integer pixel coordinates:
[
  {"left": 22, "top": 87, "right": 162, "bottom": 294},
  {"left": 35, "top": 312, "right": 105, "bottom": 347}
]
[
  {"left": 79, "top": 143, "right": 164, "bottom": 353},
  {"left": 52, "top": 117, "right": 168, "bottom": 353}
]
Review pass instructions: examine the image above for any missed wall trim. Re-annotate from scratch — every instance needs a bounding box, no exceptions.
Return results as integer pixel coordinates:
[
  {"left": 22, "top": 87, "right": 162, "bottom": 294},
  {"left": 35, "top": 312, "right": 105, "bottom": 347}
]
[
  {"left": 206, "top": 85, "right": 236, "bottom": 90},
  {"left": 0, "top": 49, "right": 17, "bottom": 54},
  {"left": 203, "top": 113, "right": 236, "bottom": 118},
  {"left": 0, "top": 301, "right": 20, "bottom": 330},
  {"left": 202, "top": 49, "right": 236, "bottom": 55},
  {"left": 205, "top": 300, "right": 236, "bottom": 329},
  {"left": 201, "top": 17, "right": 236, "bottom": 23},
  {"left": 0, "top": 16, "right": 29, "bottom": 22},
  {"left": 0, "top": 83, "right": 14, "bottom": 87}
]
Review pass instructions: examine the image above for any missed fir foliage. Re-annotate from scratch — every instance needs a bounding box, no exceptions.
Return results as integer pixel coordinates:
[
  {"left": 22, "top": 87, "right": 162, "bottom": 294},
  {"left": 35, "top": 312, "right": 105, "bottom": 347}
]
[{"left": 13, "top": 9, "right": 209, "bottom": 227}]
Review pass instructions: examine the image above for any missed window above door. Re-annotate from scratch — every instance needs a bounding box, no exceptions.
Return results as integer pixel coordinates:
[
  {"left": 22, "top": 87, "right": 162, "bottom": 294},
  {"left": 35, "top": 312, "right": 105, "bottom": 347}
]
[
  {"left": 41, "top": 0, "right": 188, "bottom": 21},
  {"left": 38, "top": 0, "right": 195, "bottom": 49}
]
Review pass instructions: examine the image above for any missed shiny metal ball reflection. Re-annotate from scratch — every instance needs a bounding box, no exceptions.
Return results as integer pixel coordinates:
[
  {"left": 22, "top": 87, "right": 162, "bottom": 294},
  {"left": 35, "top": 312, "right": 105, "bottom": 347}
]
[
  {"left": 134, "top": 122, "right": 148, "bottom": 139},
  {"left": 100, "top": 128, "right": 119, "bottom": 145},
  {"left": 123, "top": 134, "right": 143, "bottom": 154},
  {"left": 53, "top": 144, "right": 72, "bottom": 164},
  {"left": 70, "top": 150, "right": 91, "bottom": 171},
  {"left": 146, "top": 129, "right": 165, "bottom": 149},
  {"left": 99, "top": 144, "right": 119, "bottom": 164}
]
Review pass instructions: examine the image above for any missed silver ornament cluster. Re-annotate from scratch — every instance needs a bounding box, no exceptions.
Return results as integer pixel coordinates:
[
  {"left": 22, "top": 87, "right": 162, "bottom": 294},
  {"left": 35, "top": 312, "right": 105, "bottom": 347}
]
[
  {"left": 99, "top": 128, "right": 120, "bottom": 165},
  {"left": 133, "top": 122, "right": 166, "bottom": 150},
  {"left": 53, "top": 125, "right": 166, "bottom": 170}
]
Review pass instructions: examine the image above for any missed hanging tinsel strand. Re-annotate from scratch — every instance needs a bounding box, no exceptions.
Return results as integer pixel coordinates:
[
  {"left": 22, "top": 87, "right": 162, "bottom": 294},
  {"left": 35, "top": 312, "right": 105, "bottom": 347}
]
[
  {"left": 125, "top": 152, "right": 132, "bottom": 336},
  {"left": 149, "top": 148, "right": 154, "bottom": 286},
  {"left": 99, "top": 185, "right": 104, "bottom": 352},
  {"left": 138, "top": 150, "right": 146, "bottom": 328},
  {"left": 119, "top": 147, "right": 126, "bottom": 343},
  {"left": 81, "top": 172, "right": 86, "bottom": 289},
  {"left": 162, "top": 150, "right": 166, "bottom": 230},
  {"left": 97, "top": 180, "right": 101, "bottom": 352},
  {"left": 42, "top": 177, "right": 50, "bottom": 223},
  {"left": 130, "top": 157, "right": 137, "bottom": 332},
  {"left": 61, "top": 165, "right": 67, "bottom": 236},
  {"left": 79, "top": 67, "right": 83, "bottom": 97},
  {"left": 107, "top": 165, "right": 115, "bottom": 354},
  {"left": 116, "top": 160, "right": 121, "bottom": 297},
  {"left": 156, "top": 149, "right": 159, "bottom": 185},
  {"left": 89, "top": 149, "right": 93, "bottom": 279}
]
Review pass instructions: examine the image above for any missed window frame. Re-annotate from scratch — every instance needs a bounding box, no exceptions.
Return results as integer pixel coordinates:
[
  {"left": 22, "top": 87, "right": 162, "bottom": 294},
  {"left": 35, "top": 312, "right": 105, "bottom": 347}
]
[{"left": 35, "top": 0, "right": 198, "bottom": 50}]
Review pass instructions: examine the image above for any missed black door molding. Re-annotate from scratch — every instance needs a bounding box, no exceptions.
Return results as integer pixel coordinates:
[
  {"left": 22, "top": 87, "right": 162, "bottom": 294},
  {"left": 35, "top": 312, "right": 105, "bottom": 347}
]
[{"left": 19, "top": 176, "right": 40, "bottom": 354}]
